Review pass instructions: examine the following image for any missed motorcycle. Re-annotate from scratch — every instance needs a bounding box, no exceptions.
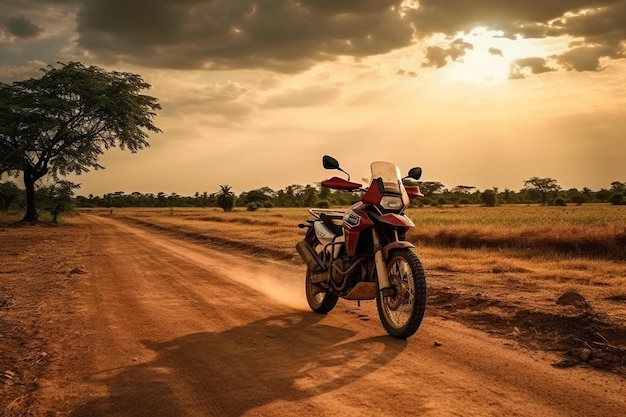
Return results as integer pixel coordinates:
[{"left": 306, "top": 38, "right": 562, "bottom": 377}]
[{"left": 296, "top": 155, "right": 427, "bottom": 338}]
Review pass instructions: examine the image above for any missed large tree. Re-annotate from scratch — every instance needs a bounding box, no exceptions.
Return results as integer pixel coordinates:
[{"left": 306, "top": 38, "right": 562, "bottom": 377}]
[
  {"left": 523, "top": 177, "right": 561, "bottom": 205},
  {"left": 0, "top": 62, "right": 161, "bottom": 222}
]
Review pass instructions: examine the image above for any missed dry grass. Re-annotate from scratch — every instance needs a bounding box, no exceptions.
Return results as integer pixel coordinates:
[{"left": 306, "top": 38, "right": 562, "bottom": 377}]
[
  {"left": 89, "top": 204, "right": 626, "bottom": 259},
  {"left": 406, "top": 205, "right": 626, "bottom": 260}
]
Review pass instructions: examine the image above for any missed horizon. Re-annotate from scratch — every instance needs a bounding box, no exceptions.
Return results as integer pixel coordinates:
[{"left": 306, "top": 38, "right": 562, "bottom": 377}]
[{"left": 63, "top": 175, "right": 623, "bottom": 198}]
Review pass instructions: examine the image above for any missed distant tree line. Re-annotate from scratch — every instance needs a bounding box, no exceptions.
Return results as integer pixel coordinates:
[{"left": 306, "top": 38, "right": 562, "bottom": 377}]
[{"left": 2, "top": 177, "right": 624, "bottom": 216}]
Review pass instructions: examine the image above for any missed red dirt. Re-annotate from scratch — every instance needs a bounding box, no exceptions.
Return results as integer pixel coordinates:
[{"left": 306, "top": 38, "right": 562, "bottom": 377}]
[{"left": 1, "top": 214, "right": 625, "bottom": 416}]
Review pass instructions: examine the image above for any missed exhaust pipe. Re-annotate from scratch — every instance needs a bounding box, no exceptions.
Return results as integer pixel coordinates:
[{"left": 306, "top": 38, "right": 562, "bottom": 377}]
[{"left": 296, "top": 240, "right": 323, "bottom": 272}]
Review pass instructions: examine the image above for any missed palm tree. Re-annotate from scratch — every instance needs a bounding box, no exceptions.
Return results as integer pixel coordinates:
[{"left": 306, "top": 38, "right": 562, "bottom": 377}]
[{"left": 216, "top": 185, "right": 236, "bottom": 212}]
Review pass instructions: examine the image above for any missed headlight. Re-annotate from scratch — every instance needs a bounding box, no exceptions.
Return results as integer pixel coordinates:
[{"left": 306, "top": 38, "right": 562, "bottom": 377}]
[{"left": 379, "top": 195, "right": 404, "bottom": 211}]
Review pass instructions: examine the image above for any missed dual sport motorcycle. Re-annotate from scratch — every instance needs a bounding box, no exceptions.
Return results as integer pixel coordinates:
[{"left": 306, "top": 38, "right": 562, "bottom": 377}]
[{"left": 296, "top": 155, "right": 427, "bottom": 338}]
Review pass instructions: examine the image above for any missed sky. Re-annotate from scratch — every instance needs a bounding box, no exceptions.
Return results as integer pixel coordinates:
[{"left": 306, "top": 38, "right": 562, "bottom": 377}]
[{"left": 1, "top": 0, "right": 625, "bottom": 197}]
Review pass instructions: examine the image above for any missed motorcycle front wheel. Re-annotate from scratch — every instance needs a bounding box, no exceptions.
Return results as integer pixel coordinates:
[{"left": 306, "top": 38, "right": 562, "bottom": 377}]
[
  {"left": 376, "top": 249, "right": 427, "bottom": 339},
  {"left": 305, "top": 267, "right": 338, "bottom": 314}
]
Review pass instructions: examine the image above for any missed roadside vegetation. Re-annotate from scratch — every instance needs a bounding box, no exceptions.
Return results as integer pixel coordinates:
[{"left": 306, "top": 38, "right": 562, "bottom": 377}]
[{"left": 75, "top": 204, "right": 626, "bottom": 262}]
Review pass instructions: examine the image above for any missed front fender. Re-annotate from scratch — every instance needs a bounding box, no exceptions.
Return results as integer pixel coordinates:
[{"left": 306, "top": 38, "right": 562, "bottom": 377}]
[
  {"left": 382, "top": 241, "right": 415, "bottom": 260},
  {"left": 379, "top": 213, "right": 415, "bottom": 228}
]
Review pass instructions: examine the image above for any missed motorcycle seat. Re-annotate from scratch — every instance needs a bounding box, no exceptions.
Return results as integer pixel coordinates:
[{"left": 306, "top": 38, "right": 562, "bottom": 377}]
[{"left": 320, "top": 212, "right": 344, "bottom": 236}]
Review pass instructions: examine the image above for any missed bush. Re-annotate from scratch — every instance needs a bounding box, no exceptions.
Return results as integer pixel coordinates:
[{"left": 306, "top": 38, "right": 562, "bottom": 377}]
[
  {"left": 480, "top": 189, "right": 497, "bottom": 207},
  {"left": 0, "top": 181, "right": 23, "bottom": 211},
  {"left": 554, "top": 197, "right": 567, "bottom": 206},
  {"left": 316, "top": 200, "right": 330, "bottom": 208},
  {"left": 609, "top": 193, "right": 624, "bottom": 205},
  {"left": 37, "top": 180, "right": 79, "bottom": 223},
  {"left": 246, "top": 202, "right": 259, "bottom": 211}
]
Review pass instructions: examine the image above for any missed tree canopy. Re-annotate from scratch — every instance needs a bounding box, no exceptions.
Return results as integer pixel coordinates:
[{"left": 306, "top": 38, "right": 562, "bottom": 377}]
[
  {"left": 216, "top": 185, "right": 236, "bottom": 212},
  {"left": 0, "top": 62, "right": 161, "bottom": 222},
  {"left": 523, "top": 177, "right": 562, "bottom": 205}
]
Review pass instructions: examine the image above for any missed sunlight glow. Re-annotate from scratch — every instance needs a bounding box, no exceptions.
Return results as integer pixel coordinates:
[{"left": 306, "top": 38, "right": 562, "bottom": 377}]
[{"left": 438, "top": 27, "right": 547, "bottom": 85}]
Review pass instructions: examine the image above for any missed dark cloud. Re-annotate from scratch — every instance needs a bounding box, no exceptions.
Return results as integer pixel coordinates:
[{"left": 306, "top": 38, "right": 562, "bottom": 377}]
[
  {"left": 75, "top": 0, "right": 413, "bottom": 72},
  {"left": 407, "top": 0, "right": 622, "bottom": 37},
  {"left": 3, "top": 16, "right": 44, "bottom": 38},
  {"left": 554, "top": 45, "right": 623, "bottom": 71},
  {"left": 509, "top": 57, "right": 556, "bottom": 79},
  {"left": 2, "top": 0, "right": 626, "bottom": 77},
  {"left": 422, "top": 38, "right": 473, "bottom": 68}
]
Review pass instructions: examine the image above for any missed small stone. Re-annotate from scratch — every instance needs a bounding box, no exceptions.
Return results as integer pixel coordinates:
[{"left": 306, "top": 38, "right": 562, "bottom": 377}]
[
  {"left": 579, "top": 348, "right": 593, "bottom": 362},
  {"left": 557, "top": 291, "right": 588, "bottom": 308},
  {"left": 434, "top": 341, "right": 442, "bottom": 347}
]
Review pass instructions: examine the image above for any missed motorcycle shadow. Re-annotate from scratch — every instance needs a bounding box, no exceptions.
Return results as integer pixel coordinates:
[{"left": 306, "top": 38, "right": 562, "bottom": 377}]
[{"left": 69, "top": 312, "right": 408, "bottom": 417}]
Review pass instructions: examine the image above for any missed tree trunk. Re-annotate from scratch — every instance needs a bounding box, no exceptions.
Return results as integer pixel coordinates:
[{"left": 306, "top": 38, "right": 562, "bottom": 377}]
[{"left": 22, "top": 169, "right": 39, "bottom": 223}]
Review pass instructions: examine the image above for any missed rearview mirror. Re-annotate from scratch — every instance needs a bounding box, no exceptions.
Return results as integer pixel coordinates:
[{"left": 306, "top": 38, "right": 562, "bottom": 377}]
[
  {"left": 322, "top": 155, "right": 340, "bottom": 170},
  {"left": 408, "top": 167, "right": 422, "bottom": 181}
]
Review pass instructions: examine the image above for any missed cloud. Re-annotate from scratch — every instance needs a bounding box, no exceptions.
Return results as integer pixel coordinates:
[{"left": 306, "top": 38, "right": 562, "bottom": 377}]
[
  {"left": 262, "top": 85, "right": 340, "bottom": 109},
  {"left": 3, "top": 16, "right": 44, "bottom": 38},
  {"left": 2, "top": 0, "right": 626, "bottom": 78},
  {"left": 409, "top": 0, "right": 626, "bottom": 74},
  {"left": 509, "top": 57, "right": 556, "bottom": 79},
  {"left": 396, "top": 69, "right": 417, "bottom": 77},
  {"left": 422, "top": 38, "right": 473, "bottom": 68},
  {"left": 161, "top": 80, "right": 256, "bottom": 127},
  {"left": 488, "top": 47, "right": 503, "bottom": 57},
  {"left": 74, "top": 0, "right": 414, "bottom": 73}
]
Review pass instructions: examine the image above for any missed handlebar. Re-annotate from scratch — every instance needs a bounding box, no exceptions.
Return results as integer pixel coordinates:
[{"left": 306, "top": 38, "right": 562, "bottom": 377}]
[{"left": 321, "top": 177, "right": 363, "bottom": 191}]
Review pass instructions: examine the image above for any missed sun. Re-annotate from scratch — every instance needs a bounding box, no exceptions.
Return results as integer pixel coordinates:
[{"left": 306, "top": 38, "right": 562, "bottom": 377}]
[{"left": 439, "top": 27, "right": 543, "bottom": 85}]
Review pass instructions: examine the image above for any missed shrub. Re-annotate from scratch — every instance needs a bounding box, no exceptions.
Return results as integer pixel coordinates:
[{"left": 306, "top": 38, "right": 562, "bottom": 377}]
[
  {"left": 480, "top": 189, "right": 497, "bottom": 207},
  {"left": 609, "top": 193, "right": 624, "bottom": 205},
  {"left": 246, "top": 202, "right": 259, "bottom": 211},
  {"left": 37, "top": 180, "right": 79, "bottom": 223}
]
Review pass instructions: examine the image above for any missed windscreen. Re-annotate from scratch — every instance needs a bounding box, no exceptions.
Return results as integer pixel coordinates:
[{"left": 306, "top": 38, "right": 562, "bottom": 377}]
[{"left": 370, "top": 161, "right": 403, "bottom": 194}]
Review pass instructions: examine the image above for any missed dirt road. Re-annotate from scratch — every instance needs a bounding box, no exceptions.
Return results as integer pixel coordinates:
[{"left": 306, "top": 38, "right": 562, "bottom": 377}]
[{"left": 4, "top": 214, "right": 625, "bottom": 416}]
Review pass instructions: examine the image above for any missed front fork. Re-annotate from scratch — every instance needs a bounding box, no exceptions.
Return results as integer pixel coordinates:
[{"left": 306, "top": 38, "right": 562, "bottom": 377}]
[{"left": 372, "top": 229, "right": 391, "bottom": 295}]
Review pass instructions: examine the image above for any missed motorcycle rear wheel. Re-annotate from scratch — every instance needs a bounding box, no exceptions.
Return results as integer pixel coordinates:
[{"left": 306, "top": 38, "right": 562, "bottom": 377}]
[
  {"left": 305, "top": 267, "right": 339, "bottom": 314},
  {"left": 376, "top": 249, "right": 427, "bottom": 339}
]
